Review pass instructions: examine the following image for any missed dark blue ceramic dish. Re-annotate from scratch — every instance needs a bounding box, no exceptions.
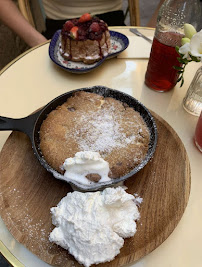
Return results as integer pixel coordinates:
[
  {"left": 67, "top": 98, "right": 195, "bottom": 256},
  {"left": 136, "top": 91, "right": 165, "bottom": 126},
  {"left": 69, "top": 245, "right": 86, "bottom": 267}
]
[{"left": 49, "top": 30, "right": 129, "bottom": 73}]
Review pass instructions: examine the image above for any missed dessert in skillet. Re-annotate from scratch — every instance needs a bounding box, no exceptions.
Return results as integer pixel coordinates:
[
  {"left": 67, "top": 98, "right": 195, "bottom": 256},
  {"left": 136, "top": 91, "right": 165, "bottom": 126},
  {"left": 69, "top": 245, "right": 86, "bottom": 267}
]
[
  {"left": 39, "top": 91, "right": 150, "bottom": 184},
  {"left": 59, "top": 13, "right": 111, "bottom": 64}
]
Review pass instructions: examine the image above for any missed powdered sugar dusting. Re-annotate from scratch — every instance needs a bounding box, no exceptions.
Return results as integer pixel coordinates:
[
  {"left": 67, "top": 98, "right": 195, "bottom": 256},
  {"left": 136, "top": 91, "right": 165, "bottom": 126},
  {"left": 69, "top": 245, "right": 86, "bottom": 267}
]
[
  {"left": 40, "top": 91, "right": 150, "bottom": 182},
  {"left": 0, "top": 185, "right": 74, "bottom": 265},
  {"left": 72, "top": 105, "right": 141, "bottom": 155},
  {"left": 1, "top": 187, "right": 55, "bottom": 252}
]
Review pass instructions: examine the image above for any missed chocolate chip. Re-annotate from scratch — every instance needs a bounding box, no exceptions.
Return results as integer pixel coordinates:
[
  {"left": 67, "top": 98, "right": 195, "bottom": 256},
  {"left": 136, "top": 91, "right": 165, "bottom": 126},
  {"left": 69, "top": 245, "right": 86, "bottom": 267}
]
[
  {"left": 86, "top": 173, "right": 101, "bottom": 182},
  {"left": 108, "top": 169, "right": 119, "bottom": 179},
  {"left": 67, "top": 107, "right": 75, "bottom": 111},
  {"left": 122, "top": 102, "right": 129, "bottom": 109}
]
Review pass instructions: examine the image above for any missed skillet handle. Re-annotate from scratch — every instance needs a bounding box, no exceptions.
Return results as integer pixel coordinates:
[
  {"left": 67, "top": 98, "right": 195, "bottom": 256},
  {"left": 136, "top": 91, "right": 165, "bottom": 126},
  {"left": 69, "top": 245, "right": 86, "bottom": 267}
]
[{"left": 0, "top": 110, "right": 41, "bottom": 139}]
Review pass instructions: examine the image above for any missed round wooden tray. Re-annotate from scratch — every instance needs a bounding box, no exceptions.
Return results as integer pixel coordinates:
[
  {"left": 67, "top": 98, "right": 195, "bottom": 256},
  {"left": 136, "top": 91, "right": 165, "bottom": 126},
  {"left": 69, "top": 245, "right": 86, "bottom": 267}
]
[{"left": 0, "top": 112, "right": 190, "bottom": 267}]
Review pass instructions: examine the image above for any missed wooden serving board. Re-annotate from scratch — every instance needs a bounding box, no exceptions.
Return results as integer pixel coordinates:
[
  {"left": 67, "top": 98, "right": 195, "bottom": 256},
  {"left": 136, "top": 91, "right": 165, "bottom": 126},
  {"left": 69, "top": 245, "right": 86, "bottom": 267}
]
[{"left": 0, "top": 112, "right": 190, "bottom": 267}]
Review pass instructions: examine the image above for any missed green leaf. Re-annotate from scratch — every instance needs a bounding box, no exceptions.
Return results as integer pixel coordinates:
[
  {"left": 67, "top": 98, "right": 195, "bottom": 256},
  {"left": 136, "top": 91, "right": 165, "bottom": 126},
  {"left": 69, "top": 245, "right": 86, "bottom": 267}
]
[
  {"left": 193, "top": 58, "right": 199, "bottom": 62},
  {"left": 175, "top": 46, "right": 179, "bottom": 52},
  {"left": 184, "top": 59, "right": 191, "bottom": 64},
  {"left": 177, "top": 76, "right": 182, "bottom": 82},
  {"left": 174, "top": 66, "right": 183, "bottom": 70},
  {"left": 180, "top": 77, "right": 184, "bottom": 87},
  {"left": 190, "top": 55, "right": 200, "bottom": 62},
  {"left": 177, "top": 57, "right": 185, "bottom": 63}
]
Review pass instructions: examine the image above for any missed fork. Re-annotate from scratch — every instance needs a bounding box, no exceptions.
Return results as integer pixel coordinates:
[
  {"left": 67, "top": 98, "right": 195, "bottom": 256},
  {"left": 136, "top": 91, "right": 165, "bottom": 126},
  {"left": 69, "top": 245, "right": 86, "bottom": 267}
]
[{"left": 129, "top": 28, "right": 153, "bottom": 44}]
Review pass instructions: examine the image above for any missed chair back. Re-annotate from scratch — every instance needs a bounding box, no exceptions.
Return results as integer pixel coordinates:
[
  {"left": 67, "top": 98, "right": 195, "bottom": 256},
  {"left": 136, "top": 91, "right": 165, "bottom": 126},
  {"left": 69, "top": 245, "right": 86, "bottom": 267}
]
[
  {"left": 128, "top": 0, "right": 140, "bottom": 26},
  {"left": 18, "top": 0, "right": 45, "bottom": 32},
  {"left": 18, "top": 0, "right": 140, "bottom": 29}
]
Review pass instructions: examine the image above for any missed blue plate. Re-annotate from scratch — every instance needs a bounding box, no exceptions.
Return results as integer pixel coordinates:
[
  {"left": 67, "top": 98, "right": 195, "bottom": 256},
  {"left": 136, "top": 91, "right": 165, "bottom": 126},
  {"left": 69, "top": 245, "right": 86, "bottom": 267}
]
[{"left": 49, "top": 30, "right": 129, "bottom": 73}]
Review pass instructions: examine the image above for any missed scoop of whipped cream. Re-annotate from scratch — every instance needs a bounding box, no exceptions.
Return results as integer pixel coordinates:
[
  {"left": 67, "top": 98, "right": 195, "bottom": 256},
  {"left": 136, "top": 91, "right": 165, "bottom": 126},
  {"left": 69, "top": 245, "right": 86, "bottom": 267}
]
[
  {"left": 49, "top": 187, "right": 141, "bottom": 267},
  {"left": 62, "top": 151, "right": 111, "bottom": 184}
]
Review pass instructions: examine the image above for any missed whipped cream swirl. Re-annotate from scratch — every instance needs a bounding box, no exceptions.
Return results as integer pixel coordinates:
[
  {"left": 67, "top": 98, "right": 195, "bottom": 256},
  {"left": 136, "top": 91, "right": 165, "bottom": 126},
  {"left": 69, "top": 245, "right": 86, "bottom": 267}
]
[{"left": 49, "top": 187, "right": 141, "bottom": 267}]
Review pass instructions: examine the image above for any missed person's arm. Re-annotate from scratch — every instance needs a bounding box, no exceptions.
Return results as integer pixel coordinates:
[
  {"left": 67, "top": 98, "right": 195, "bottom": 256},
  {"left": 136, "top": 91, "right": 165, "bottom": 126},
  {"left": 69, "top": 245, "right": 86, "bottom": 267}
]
[
  {"left": 146, "top": 0, "right": 165, "bottom": 28},
  {"left": 0, "top": 0, "right": 47, "bottom": 47}
]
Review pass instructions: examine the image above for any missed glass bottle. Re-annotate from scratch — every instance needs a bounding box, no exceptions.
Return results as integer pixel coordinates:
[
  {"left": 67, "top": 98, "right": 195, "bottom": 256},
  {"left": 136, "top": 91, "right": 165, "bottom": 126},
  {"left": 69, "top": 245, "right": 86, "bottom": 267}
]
[
  {"left": 183, "top": 66, "right": 202, "bottom": 116},
  {"left": 145, "top": 0, "right": 201, "bottom": 92}
]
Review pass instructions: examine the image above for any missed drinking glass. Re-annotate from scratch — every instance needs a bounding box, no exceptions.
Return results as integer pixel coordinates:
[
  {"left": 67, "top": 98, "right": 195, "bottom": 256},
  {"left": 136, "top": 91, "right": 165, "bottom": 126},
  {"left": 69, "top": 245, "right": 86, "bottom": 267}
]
[
  {"left": 194, "top": 110, "right": 202, "bottom": 152},
  {"left": 183, "top": 66, "right": 202, "bottom": 116}
]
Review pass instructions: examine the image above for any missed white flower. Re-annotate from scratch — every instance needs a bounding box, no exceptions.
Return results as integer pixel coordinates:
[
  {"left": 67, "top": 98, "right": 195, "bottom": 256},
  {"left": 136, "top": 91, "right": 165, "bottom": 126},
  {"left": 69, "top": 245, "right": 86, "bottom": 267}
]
[
  {"left": 179, "top": 30, "right": 202, "bottom": 61},
  {"left": 175, "top": 25, "right": 202, "bottom": 87},
  {"left": 179, "top": 42, "right": 191, "bottom": 59},
  {"left": 189, "top": 30, "right": 202, "bottom": 60}
]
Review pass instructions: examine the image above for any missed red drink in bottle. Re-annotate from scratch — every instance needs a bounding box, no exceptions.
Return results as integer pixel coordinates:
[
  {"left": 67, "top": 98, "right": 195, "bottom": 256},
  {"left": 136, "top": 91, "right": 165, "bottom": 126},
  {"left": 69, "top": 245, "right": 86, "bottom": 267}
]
[
  {"left": 145, "top": 0, "right": 201, "bottom": 92},
  {"left": 194, "top": 111, "right": 202, "bottom": 152},
  {"left": 145, "top": 32, "right": 183, "bottom": 92}
]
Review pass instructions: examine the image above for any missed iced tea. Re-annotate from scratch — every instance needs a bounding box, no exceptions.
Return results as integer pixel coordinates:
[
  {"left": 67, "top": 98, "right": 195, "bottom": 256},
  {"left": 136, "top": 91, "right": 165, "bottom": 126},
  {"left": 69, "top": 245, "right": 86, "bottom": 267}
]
[{"left": 145, "top": 32, "right": 183, "bottom": 92}]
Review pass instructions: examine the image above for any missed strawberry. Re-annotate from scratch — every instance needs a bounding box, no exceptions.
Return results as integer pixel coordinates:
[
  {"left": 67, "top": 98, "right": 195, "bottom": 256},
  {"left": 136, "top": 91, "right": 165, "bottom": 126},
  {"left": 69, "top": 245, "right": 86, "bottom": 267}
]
[
  {"left": 89, "top": 22, "right": 100, "bottom": 32},
  {"left": 70, "top": 26, "right": 78, "bottom": 39},
  {"left": 64, "top": 20, "right": 74, "bottom": 31},
  {"left": 78, "top": 13, "right": 92, "bottom": 23}
]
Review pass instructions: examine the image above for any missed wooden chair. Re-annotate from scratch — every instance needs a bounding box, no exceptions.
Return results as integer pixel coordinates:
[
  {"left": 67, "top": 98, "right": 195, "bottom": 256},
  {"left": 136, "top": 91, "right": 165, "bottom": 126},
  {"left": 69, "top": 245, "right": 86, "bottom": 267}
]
[
  {"left": 128, "top": 0, "right": 140, "bottom": 26},
  {"left": 18, "top": 0, "right": 140, "bottom": 29},
  {"left": 17, "top": 0, "right": 45, "bottom": 32}
]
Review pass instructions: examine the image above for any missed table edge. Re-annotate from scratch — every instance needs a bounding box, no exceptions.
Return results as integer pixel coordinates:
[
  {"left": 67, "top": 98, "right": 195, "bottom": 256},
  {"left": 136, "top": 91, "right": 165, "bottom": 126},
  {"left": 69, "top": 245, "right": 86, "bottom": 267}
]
[
  {"left": 0, "top": 241, "right": 25, "bottom": 267},
  {"left": 0, "top": 41, "right": 50, "bottom": 76}
]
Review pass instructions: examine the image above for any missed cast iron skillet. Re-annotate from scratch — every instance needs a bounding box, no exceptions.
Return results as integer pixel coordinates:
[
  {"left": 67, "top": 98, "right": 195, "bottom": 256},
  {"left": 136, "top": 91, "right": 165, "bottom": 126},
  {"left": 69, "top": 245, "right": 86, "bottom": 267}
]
[{"left": 0, "top": 86, "right": 158, "bottom": 191}]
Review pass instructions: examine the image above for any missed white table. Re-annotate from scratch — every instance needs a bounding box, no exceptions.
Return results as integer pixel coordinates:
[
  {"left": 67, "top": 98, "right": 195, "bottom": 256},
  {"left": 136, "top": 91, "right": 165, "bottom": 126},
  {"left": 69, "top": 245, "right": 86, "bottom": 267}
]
[{"left": 0, "top": 27, "right": 201, "bottom": 267}]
